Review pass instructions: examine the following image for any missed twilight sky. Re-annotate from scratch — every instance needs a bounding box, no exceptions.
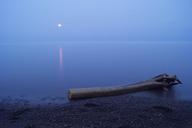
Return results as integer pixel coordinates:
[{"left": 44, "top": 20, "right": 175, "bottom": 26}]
[{"left": 0, "top": 0, "right": 192, "bottom": 41}]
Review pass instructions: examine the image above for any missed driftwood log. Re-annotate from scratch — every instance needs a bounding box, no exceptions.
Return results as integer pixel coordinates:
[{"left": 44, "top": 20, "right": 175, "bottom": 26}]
[{"left": 68, "top": 74, "right": 182, "bottom": 100}]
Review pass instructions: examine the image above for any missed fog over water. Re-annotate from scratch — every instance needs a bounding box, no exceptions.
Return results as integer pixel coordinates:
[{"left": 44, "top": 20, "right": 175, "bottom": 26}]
[
  {"left": 0, "top": 1, "right": 192, "bottom": 102},
  {"left": 0, "top": 41, "right": 191, "bottom": 102}
]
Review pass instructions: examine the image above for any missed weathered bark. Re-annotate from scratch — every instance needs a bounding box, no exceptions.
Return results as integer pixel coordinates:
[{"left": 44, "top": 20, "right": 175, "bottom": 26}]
[{"left": 68, "top": 74, "right": 182, "bottom": 100}]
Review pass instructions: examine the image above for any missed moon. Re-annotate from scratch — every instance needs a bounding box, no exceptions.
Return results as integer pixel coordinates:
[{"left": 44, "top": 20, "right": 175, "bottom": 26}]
[{"left": 57, "top": 23, "right": 63, "bottom": 28}]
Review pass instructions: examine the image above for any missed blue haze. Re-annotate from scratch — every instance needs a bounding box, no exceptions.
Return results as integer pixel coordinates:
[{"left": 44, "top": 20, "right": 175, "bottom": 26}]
[
  {"left": 0, "top": 1, "right": 192, "bottom": 102},
  {"left": 0, "top": 0, "right": 192, "bottom": 41}
]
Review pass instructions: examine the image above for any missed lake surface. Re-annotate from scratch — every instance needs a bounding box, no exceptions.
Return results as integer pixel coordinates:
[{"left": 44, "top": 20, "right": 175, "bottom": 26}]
[{"left": 0, "top": 41, "right": 191, "bottom": 102}]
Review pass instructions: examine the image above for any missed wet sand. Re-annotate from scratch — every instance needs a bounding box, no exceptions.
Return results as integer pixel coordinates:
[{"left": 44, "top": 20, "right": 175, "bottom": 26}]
[{"left": 0, "top": 95, "right": 192, "bottom": 128}]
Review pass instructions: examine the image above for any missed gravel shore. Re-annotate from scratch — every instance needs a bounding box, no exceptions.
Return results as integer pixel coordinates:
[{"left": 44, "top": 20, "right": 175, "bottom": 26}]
[{"left": 0, "top": 95, "right": 192, "bottom": 128}]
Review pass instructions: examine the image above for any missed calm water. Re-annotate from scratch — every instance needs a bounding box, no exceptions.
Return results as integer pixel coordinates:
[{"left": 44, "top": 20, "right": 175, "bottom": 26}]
[{"left": 0, "top": 41, "right": 191, "bottom": 102}]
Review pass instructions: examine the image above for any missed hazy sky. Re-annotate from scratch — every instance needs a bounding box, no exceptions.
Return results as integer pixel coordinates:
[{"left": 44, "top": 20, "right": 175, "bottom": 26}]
[{"left": 0, "top": 0, "right": 192, "bottom": 41}]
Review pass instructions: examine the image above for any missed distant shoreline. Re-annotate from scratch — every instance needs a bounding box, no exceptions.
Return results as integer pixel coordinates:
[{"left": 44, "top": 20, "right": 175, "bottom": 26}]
[{"left": 0, "top": 95, "right": 192, "bottom": 128}]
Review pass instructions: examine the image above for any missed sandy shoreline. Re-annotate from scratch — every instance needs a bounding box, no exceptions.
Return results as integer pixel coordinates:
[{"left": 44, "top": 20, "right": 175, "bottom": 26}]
[{"left": 0, "top": 95, "right": 192, "bottom": 128}]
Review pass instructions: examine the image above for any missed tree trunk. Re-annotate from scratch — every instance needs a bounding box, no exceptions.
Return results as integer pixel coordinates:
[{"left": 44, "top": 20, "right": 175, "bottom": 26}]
[{"left": 68, "top": 74, "right": 182, "bottom": 100}]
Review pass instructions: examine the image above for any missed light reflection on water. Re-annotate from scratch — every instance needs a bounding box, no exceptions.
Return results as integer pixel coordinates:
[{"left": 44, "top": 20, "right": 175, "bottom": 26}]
[
  {"left": 59, "top": 47, "right": 63, "bottom": 70},
  {"left": 0, "top": 41, "right": 191, "bottom": 102}
]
